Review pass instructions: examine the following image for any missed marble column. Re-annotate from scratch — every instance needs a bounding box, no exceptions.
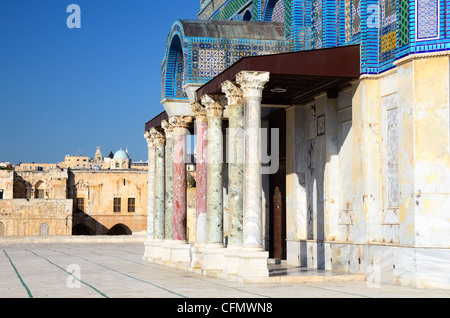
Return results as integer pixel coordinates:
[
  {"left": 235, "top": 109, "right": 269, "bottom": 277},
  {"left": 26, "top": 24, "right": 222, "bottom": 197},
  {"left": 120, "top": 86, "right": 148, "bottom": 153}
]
[
  {"left": 143, "top": 130, "right": 155, "bottom": 261},
  {"left": 236, "top": 71, "right": 270, "bottom": 278},
  {"left": 192, "top": 103, "right": 209, "bottom": 243},
  {"left": 202, "top": 94, "right": 226, "bottom": 244},
  {"left": 200, "top": 94, "right": 227, "bottom": 272},
  {"left": 152, "top": 128, "right": 166, "bottom": 238},
  {"left": 162, "top": 119, "right": 174, "bottom": 241},
  {"left": 190, "top": 102, "right": 208, "bottom": 271},
  {"left": 168, "top": 115, "right": 192, "bottom": 264},
  {"left": 149, "top": 128, "right": 166, "bottom": 260},
  {"left": 221, "top": 81, "right": 245, "bottom": 276}
]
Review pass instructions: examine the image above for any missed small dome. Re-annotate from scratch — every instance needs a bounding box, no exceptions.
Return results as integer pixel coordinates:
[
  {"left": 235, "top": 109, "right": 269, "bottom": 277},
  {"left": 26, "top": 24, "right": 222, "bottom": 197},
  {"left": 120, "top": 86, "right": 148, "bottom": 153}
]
[{"left": 113, "top": 149, "right": 129, "bottom": 160}]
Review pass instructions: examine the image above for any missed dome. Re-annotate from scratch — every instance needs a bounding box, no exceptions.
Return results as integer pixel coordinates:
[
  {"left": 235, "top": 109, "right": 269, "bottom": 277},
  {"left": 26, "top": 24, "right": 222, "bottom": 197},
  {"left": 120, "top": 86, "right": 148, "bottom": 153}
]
[{"left": 113, "top": 149, "right": 129, "bottom": 160}]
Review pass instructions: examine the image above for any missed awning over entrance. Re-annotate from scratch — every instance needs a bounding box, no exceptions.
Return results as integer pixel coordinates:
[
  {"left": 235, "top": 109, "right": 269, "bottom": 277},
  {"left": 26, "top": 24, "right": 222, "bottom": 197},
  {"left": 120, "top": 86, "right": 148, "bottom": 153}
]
[{"left": 195, "top": 45, "right": 361, "bottom": 105}]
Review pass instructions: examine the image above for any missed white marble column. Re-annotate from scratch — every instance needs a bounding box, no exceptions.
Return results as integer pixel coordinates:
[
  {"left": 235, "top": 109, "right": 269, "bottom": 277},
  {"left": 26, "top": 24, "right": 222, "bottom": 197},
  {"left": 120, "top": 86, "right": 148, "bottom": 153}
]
[
  {"left": 236, "top": 71, "right": 270, "bottom": 278},
  {"left": 150, "top": 127, "right": 166, "bottom": 261},
  {"left": 143, "top": 130, "right": 155, "bottom": 261}
]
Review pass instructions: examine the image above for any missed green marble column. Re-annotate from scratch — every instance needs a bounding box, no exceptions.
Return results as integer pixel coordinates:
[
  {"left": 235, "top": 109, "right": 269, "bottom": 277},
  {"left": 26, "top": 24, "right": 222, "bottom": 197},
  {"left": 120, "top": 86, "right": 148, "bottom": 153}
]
[
  {"left": 202, "top": 94, "right": 227, "bottom": 245},
  {"left": 222, "top": 81, "right": 244, "bottom": 247},
  {"left": 162, "top": 120, "right": 174, "bottom": 240}
]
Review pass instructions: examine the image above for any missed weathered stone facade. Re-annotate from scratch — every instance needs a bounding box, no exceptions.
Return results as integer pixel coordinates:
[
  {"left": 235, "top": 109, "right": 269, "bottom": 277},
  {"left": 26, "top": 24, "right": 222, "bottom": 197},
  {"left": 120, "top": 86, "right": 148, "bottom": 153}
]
[
  {"left": 69, "top": 170, "right": 148, "bottom": 235},
  {"left": 0, "top": 167, "right": 148, "bottom": 237},
  {"left": 0, "top": 169, "right": 72, "bottom": 236}
]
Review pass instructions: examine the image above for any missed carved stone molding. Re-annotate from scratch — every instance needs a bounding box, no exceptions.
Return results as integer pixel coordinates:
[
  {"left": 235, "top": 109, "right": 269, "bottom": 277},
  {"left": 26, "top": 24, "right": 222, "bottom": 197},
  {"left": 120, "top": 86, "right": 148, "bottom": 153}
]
[
  {"left": 222, "top": 80, "right": 243, "bottom": 106},
  {"left": 150, "top": 127, "right": 166, "bottom": 146},
  {"left": 191, "top": 102, "right": 208, "bottom": 123},
  {"left": 144, "top": 130, "right": 154, "bottom": 148},
  {"left": 235, "top": 71, "right": 270, "bottom": 99},
  {"left": 169, "top": 115, "right": 193, "bottom": 135},
  {"left": 201, "top": 94, "right": 227, "bottom": 118},
  {"left": 161, "top": 119, "right": 175, "bottom": 138}
]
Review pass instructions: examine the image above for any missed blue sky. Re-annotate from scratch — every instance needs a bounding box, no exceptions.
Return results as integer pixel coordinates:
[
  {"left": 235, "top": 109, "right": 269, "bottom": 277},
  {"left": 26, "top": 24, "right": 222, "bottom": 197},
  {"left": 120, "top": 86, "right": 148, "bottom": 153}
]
[{"left": 0, "top": 0, "right": 199, "bottom": 164}]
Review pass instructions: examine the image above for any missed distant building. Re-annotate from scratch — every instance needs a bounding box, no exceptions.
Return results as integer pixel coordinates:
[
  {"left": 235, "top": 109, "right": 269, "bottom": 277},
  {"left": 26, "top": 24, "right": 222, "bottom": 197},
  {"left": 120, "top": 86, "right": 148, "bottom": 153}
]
[
  {"left": 15, "top": 163, "right": 57, "bottom": 172},
  {"left": 0, "top": 147, "right": 148, "bottom": 237}
]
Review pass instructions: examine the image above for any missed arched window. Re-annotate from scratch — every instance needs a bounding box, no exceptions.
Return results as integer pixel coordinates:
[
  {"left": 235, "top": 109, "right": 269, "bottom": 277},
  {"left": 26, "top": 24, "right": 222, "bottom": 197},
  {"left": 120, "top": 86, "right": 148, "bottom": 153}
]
[
  {"left": 107, "top": 224, "right": 132, "bottom": 236},
  {"left": 40, "top": 223, "right": 49, "bottom": 236},
  {"left": 164, "top": 34, "right": 186, "bottom": 100},
  {"left": 263, "top": 0, "right": 285, "bottom": 23},
  {"left": 243, "top": 10, "right": 252, "bottom": 21},
  {"left": 35, "top": 181, "right": 45, "bottom": 199}
]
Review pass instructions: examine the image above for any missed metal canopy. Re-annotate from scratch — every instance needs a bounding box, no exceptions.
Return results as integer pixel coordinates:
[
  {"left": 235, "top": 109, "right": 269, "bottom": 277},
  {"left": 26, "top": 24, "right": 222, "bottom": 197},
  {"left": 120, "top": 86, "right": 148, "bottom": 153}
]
[{"left": 195, "top": 44, "right": 361, "bottom": 105}]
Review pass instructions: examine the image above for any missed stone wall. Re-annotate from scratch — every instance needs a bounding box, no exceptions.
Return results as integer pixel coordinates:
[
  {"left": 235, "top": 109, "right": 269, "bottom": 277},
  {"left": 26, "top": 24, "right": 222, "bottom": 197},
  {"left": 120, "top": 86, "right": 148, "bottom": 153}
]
[
  {"left": 70, "top": 170, "right": 148, "bottom": 235},
  {"left": 0, "top": 199, "right": 72, "bottom": 236},
  {"left": 285, "top": 54, "right": 450, "bottom": 289}
]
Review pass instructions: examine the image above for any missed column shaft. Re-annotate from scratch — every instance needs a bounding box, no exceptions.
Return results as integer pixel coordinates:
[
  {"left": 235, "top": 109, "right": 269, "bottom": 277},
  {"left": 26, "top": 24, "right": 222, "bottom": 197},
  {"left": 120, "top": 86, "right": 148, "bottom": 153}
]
[
  {"left": 195, "top": 119, "right": 208, "bottom": 243},
  {"left": 171, "top": 116, "right": 192, "bottom": 242},
  {"left": 236, "top": 71, "right": 270, "bottom": 249},
  {"left": 144, "top": 132, "right": 155, "bottom": 239},
  {"left": 222, "top": 81, "right": 245, "bottom": 247},
  {"left": 162, "top": 120, "right": 174, "bottom": 240},
  {"left": 152, "top": 128, "right": 165, "bottom": 240},
  {"left": 207, "top": 116, "right": 223, "bottom": 243},
  {"left": 202, "top": 95, "right": 226, "bottom": 245}
]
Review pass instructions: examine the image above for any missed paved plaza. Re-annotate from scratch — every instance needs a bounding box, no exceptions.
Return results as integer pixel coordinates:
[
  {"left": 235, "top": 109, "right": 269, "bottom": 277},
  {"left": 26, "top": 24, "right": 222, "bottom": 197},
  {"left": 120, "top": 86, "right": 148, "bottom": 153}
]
[{"left": 1, "top": 238, "right": 450, "bottom": 299}]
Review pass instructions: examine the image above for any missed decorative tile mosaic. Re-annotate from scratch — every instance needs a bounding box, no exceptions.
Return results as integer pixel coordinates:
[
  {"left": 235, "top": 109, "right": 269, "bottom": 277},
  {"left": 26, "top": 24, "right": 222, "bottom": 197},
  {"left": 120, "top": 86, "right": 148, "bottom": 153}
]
[
  {"left": 352, "top": 0, "right": 361, "bottom": 35},
  {"left": 379, "top": 0, "right": 397, "bottom": 63},
  {"left": 161, "top": 20, "right": 290, "bottom": 100},
  {"left": 312, "top": 0, "right": 323, "bottom": 48},
  {"left": 398, "top": 0, "right": 410, "bottom": 47},
  {"left": 191, "top": 0, "right": 450, "bottom": 78},
  {"left": 416, "top": 0, "right": 440, "bottom": 40},
  {"left": 272, "top": 0, "right": 286, "bottom": 22},
  {"left": 345, "top": 0, "right": 352, "bottom": 42}
]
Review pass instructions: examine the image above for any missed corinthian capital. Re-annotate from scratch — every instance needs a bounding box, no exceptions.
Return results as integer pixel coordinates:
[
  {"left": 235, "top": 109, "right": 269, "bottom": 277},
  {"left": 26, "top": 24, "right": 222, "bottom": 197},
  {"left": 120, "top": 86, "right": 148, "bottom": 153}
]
[
  {"left": 235, "top": 71, "right": 270, "bottom": 99},
  {"left": 144, "top": 130, "right": 154, "bottom": 148},
  {"left": 161, "top": 119, "right": 174, "bottom": 138},
  {"left": 201, "top": 94, "right": 227, "bottom": 118},
  {"left": 169, "top": 115, "right": 192, "bottom": 135},
  {"left": 191, "top": 102, "right": 208, "bottom": 123},
  {"left": 221, "top": 80, "right": 243, "bottom": 106},
  {"left": 150, "top": 127, "right": 165, "bottom": 146}
]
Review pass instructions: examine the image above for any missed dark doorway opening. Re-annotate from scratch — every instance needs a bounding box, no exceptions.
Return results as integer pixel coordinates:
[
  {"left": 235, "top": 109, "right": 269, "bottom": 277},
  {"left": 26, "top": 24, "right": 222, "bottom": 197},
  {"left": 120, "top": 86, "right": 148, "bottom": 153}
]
[
  {"left": 107, "top": 224, "right": 132, "bottom": 236},
  {"left": 268, "top": 109, "right": 287, "bottom": 261}
]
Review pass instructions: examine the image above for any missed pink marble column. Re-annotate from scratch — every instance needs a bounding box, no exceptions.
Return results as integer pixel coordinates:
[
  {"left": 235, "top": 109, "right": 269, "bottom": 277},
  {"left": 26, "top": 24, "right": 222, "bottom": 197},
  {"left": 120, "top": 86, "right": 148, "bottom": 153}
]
[
  {"left": 170, "top": 116, "right": 192, "bottom": 241},
  {"left": 191, "top": 103, "right": 208, "bottom": 244}
]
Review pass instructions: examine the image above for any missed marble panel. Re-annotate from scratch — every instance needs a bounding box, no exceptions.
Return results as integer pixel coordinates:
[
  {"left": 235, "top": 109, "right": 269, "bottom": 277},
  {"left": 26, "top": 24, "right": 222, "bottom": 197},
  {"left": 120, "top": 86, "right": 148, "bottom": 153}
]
[{"left": 416, "top": 248, "right": 450, "bottom": 289}]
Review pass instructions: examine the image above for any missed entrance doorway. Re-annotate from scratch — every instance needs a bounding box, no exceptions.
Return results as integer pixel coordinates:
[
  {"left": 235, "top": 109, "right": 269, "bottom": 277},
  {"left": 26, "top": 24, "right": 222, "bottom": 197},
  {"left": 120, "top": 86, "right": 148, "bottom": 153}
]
[{"left": 268, "top": 109, "right": 286, "bottom": 260}]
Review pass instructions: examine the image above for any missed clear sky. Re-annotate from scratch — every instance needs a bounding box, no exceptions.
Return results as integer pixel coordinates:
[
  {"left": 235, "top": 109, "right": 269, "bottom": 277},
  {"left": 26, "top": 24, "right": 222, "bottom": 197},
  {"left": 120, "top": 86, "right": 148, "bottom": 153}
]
[{"left": 0, "top": 0, "right": 199, "bottom": 164}]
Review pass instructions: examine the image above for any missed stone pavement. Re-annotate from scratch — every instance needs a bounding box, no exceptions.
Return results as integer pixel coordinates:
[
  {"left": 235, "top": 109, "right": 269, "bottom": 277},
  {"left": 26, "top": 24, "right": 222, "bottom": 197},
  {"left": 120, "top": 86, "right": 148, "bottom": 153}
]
[{"left": 1, "top": 239, "right": 450, "bottom": 300}]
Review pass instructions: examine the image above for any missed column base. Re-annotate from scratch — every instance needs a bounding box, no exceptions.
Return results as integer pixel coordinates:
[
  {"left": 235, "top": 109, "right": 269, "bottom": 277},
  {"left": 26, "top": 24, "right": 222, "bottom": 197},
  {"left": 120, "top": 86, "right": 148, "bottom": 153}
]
[
  {"left": 143, "top": 238, "right": 153, "bottom": 261},
  {"left": 201, "top": 243, "right": 225, "bottom": 274},
  {"left": 143, "top": 239, "right": 164, "bottom": 262},
  {"left": 238, "top": 247, "right": 269, "bottom": 279},
  {"left": 190, "top": 243, "right": 207, "bottom": 273},
  {"left": 161, "top": 240, "right": 191, "bottom": 269},
  {"left": 223, "top": 245, "right": 241, "bottom": 276}
]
